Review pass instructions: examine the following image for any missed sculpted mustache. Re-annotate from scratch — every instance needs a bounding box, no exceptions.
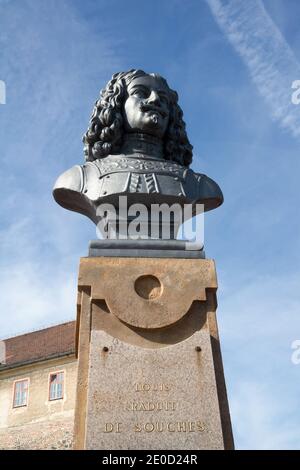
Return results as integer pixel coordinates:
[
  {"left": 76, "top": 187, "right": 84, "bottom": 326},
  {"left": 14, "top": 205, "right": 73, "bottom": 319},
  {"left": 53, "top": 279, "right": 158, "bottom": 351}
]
[{"left": 139, "top": 103, "right": 168, "bottom": 118}]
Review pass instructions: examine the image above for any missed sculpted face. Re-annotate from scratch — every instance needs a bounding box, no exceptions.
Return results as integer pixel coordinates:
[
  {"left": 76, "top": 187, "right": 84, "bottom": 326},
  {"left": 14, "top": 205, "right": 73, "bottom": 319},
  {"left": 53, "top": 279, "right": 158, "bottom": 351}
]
[{"left": 123, "top": 75, "right": 170, "bottom": 138}]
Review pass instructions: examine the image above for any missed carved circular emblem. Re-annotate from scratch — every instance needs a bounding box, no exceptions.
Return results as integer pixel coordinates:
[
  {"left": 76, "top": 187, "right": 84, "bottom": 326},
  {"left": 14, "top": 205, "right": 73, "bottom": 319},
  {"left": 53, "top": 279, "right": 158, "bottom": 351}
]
[{"left": 134, "top": 275, "right": 162, "bottom": 300}]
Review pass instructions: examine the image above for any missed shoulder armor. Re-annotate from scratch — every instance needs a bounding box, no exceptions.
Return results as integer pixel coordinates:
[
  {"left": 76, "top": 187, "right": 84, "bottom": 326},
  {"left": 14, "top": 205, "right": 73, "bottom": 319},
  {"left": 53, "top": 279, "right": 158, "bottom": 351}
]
[{"left": 53, "top": 165, "right": 83, "bottom": 193}]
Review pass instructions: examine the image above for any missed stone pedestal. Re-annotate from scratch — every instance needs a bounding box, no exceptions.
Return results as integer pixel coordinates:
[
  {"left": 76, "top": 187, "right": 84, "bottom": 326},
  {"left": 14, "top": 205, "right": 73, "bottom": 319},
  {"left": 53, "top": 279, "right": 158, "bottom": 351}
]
[{"left": 73, "top": 257, "right": 234, "bottom": 450}]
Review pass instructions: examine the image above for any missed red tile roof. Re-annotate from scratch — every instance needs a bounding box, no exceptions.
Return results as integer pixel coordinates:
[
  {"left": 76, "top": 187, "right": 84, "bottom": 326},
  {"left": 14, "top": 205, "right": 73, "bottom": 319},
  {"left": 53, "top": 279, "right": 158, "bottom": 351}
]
[{"left": 0, "top": 321, "right": 76, "bottom": 368}]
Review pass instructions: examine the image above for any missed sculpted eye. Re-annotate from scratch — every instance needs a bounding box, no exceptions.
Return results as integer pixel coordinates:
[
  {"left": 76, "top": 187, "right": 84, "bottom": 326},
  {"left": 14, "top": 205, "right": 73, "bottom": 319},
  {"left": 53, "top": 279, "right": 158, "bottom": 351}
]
[{"left": 133, "top": 88, "right": 148, "bottom": 98}]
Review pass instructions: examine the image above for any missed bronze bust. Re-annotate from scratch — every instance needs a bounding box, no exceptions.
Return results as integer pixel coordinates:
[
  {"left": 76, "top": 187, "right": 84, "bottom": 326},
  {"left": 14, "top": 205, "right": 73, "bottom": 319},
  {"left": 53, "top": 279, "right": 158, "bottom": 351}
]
[{"left": 53, "top": 69, "right": 223, "bottom": 230}]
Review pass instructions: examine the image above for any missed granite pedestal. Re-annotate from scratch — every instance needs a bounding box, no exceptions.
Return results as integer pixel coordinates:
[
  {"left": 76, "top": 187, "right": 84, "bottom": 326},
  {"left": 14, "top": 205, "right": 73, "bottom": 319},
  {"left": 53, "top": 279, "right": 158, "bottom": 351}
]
[{"left": 73, "top": 256, "right": 233, "bottom": 450}]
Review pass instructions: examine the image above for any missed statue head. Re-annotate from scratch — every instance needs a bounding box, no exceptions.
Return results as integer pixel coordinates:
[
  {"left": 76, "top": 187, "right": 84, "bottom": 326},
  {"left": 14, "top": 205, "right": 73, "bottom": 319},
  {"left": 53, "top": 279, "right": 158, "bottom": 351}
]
[{"left": 83, "top": 69, "right": 193, "bottom": 167}]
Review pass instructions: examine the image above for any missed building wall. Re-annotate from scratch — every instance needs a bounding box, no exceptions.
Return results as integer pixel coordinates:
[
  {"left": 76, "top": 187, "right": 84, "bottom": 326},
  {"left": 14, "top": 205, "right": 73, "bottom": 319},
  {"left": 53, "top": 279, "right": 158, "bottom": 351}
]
[{"left": 0, "top": 355, "right": 77, "bottom": 449}]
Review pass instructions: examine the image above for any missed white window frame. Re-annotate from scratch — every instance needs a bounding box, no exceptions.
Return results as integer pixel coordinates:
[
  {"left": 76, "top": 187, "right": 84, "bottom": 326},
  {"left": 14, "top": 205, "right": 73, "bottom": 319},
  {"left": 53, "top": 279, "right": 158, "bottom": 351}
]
[
  {"left": 48, "top": 370, "right": 64, "bottom": 401},
  {"left": 13, "top": 378, "right": 29, "bottom": 408}
]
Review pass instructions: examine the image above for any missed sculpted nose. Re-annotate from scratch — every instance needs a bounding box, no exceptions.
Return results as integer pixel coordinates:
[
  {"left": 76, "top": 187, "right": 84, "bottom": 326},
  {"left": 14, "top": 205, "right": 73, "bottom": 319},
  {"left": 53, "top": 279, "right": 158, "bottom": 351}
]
[{"left": 147, "top": 90, "right": 160, "bottom": 105}]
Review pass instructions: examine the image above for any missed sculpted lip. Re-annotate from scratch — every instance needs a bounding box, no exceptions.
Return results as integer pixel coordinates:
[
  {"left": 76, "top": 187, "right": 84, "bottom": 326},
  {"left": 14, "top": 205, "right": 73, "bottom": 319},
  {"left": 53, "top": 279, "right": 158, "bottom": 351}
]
[{"left": 139, "top": 103, "right": 168, "bottom": 119}]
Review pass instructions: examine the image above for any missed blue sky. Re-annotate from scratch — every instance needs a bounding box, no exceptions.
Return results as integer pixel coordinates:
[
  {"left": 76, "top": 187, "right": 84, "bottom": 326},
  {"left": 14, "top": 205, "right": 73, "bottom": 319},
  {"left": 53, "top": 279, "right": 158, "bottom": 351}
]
[{"left": 0, "top": 0, "right": 300, "bottom": 449}]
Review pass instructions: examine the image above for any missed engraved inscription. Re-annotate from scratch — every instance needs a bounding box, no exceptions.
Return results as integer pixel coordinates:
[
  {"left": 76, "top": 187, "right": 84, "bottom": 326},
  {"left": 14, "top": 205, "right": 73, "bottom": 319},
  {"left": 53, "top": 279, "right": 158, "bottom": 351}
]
[
  {"left": 104, "top": 422, "right": 122, "bottom": 433},
  {"left": 126, "top": 401, "right": 177, "bottom": 411},
  {"left": 100, "top": 382, "right": 207, "bottom": 434},
  {"left": 102, "top": 421, "right": 206, "bottom": 433},
  {"left": 134, "top": 383, "right": 170, "bottom": 392},
  {"left": 134, "top": 421, "right": 206, "bottom": 433}
]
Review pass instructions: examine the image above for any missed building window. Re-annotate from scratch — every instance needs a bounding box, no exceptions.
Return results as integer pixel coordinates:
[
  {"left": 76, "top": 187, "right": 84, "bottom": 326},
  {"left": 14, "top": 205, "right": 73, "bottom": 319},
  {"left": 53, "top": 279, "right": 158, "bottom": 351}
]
[
  {"left": 13, "top": 379, "right": 29, "bottom": 407},
  {"left": 49, "top": 371, "right": 64, "bottom": 400}
]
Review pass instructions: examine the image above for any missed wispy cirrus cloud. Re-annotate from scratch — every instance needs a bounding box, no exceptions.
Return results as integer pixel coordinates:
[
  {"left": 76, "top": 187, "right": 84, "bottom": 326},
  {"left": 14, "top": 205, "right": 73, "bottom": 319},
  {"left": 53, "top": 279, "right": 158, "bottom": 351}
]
[{"left": 206, "top": 0, "right": 300, "bottom": 137}]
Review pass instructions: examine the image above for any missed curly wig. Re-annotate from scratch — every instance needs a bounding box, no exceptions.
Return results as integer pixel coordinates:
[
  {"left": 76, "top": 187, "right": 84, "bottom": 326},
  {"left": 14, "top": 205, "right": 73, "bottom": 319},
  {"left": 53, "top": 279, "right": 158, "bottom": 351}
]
[{"left": 83, "top": 69, "right": 193, "bottom": 167}]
